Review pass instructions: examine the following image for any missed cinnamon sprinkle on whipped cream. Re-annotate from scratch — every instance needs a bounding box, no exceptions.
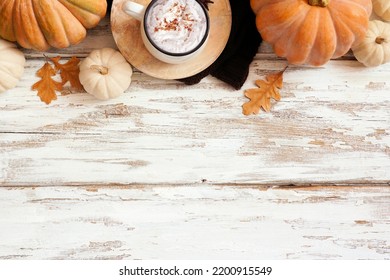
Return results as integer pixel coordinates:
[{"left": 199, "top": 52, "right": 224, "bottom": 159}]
[{"left": 146, "top": 0, "right": 207, "bottom": 53}]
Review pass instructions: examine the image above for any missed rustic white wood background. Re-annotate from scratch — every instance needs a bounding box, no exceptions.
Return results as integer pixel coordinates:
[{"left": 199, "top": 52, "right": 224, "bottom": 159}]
[{"left": 0, "top": 15, "right": 389, "bottom": 259}]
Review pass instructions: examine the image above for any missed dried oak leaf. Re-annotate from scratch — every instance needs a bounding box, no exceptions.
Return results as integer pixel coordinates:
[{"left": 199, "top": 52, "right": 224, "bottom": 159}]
[
  {"left": 242, "top": 67, "right": 287, "bottom": 115},
  {"left": 32, "top": 62, "right": 63, "bottom": 105},
  {"left": 51, "top": 56, "right": 83, "bottom": 90}
]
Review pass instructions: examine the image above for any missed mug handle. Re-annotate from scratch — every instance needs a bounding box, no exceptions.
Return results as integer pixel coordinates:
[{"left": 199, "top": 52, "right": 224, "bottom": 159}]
[{"left": 123, "top": 1, "right": 146, "bottom": 21}]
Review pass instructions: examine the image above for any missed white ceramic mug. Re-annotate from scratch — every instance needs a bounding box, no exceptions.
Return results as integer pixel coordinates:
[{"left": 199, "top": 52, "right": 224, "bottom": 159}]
[{"left": 122, "top": 0, "right": 210, "bottom": 64}]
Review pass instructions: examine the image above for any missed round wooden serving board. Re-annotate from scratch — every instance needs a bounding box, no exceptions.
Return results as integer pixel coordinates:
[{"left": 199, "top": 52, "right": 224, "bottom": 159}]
[{"left": 111, "top": 0, "right": 232, "bottom": 79}]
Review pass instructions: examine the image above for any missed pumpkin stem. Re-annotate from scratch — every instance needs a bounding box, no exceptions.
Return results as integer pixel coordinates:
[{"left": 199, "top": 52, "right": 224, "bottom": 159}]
[
  {"left": 308, "top": 0, "right": 329, "bottom": 7},
  {"left": 90, "top": 65, "right": 109, "bottom": 75},
  {"left": 375, "top": 37, "right": 386, "bottom": 44}
]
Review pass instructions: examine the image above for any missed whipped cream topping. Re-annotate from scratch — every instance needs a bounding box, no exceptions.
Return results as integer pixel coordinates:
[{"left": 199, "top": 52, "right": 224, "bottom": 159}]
[{"left": 145, "top": 0, "right": 208, "bottom": 54}]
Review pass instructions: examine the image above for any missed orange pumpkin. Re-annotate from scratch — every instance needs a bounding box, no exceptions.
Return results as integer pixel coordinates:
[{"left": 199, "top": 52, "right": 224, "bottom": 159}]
[
  {"left": 251, "top": 0, "right": 372, "bottom": 66},
  {"left": 0, "top": 0, "right": 107, "bottom": 51}
]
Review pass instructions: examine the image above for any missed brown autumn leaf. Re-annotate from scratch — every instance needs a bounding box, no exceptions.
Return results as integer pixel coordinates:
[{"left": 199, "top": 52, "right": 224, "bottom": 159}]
[
  {"left": 32, "top": 62, "right": 63, "bottom": 105},
  {"left": 242, "top": 67, "right": 287, "bottom": 115},
  {"left": 51, "top": 56, "right": 84, "bottom": 90}
]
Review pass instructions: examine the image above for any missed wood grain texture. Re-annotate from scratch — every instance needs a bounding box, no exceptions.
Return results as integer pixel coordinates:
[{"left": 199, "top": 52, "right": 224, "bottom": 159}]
[
  {"left": 1, "top": 57, "right": 390, "bottom": 186},
  {"left": 0, "top": 186, "right": 389, "bottom": 260},
  {"left": 1, "top": 14, "right": 389, "bottom": 260}
]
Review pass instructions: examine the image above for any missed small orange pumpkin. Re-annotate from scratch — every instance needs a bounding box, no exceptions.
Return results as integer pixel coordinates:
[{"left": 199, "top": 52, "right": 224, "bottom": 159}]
[
  {"left": 0, "top": 0, "right": 107, "bottom": 51},
  {"left": 251, "top": 0, "right": 372, "bottom": 66}
]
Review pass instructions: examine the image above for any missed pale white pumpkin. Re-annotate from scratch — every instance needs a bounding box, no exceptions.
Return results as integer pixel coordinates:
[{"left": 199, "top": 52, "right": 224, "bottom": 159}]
[
  {"left": 373, "top": 0, "right": 390, "bottom": 21},
  {"left": 79, "top": 48, "right": 132, "bottom": 100},
  {"left": 352, "top": 20, "right": 390, "bottom": 67},
  {"left": 0, "top": 39, "right": 25, "bottom": 93}
]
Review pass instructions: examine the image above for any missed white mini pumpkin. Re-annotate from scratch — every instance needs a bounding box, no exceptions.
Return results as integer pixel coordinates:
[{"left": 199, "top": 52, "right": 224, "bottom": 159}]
[
  {"left": 372, "top": 0, "right": 390, "bottom": 21},
  {"left": 352, "top": 20, "right": 390, "bottom": 67},
  {"left": 0, "top": 39, "right": 25, "bottom": 93},
  {"left": 79, "top": 48, "right": 133, "bottom": 100}
]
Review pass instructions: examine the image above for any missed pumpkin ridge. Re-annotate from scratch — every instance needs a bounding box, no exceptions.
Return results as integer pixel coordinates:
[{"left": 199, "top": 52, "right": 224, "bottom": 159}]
[
  {"left": 364, "top": 46, "right": 380, "bottom": 64},
  {"left": 23, "top": 0, "right": 50, "bottom": 51},
  {"left": 53, "top": 1, "right": 86, "bottom": 47},
  {"left": 326, "top": 3, "right": 354, "bottom": 58},
  {"left": 309, "top": 8, "right": 336, "bottom": 66},
  {"left": 0, "top": 62, "right": 24, "bottom": 75},
  {"left": 110, "top": 52, "right": 131, "bottom": 65},
  {"left": 80, "top": 73, "right": 99, "bottom": 89},
  {"left": 0, "top": 1, "right": 16, "bottom": 41},
  {"left": 0, "top": 75, "right": 18, "bottom": 91},
  {"left": 376, "top": 44, "right": 385, "bottom": 62},
  {"left": 107, "top": 69, "right": 129, "bottom": 91},
  {"left": 32, "top": 0, "right": 70, "bottom": 49},
  {"left": 85, "top": 54, "right": 100, "bottom": 67},
  {"left": 373, "top": 0, "right": 390, "bottom": 21},
  {"left": 330, "top": 0, "right": 371, "bottom": 48},
  {"left": 337, "top": 0, "right": 372, "bottom": 21},
  {"left": 101, "top": 48, "right": 118, "bottom": 66},
  {"left": 61, "top": 0, "right": 106, "bottom": 16},
  {"left": 0, "top": 39, "right": 25, "bottom": 93},
  {"left": 303, "top": 8, "right": 322, "bottom": 65},
  {"left": 287, "top": 6, "right": 321, "bottom": 64},
  {"left": 0, "top": 64, "right": 15, "bottom": 75},
  {"left": 58, "top": 0, "right": 107, "bottom": 29},
  {"left": 14, "top": 0, "right": 32, "bottom": 49},
  {"left": 98, "top": 78, "right": 110, "bottom": 100},
  {"left": 333, "top": 0, "right": 370, "bottom": 45},
  {"left": 259, "top": 0, "right": 306, "bottom": 45},
  {"left": 338, "top": 0, "right": 372, "bottom": 16},
  {"left": 106, "top": 76, "right": 125, "bottom": 98},
  {"left": 98, "top": 49, "right": 109, "bottom": 66},
  {"left": 26, "top": 0, "right": 50, "bottom": 50}
]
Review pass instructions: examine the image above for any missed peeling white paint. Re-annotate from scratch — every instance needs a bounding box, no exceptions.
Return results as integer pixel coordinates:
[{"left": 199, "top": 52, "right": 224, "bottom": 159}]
[
  {"left": 0, "top": 16, "right": 389, "bottom": 260},
  {"left": 0, "top": 186, "right": 389, "bottom": 260}
]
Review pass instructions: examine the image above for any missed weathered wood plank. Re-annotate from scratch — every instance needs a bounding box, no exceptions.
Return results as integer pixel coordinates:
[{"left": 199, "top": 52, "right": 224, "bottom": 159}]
[
  {"left": 1, "top": 12, "right": 389, "bottom": 263},
  {"left": 0, "top": 186, "right": 388, "bottom": 260},
  {"left": 1, "top": 58, "right": 389, "bottom": 186}
]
